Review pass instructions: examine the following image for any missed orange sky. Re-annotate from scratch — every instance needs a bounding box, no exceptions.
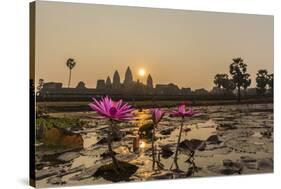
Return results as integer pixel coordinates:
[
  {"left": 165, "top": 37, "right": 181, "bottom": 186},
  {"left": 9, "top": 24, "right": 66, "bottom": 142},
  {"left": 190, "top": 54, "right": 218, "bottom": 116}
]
[{"left": 35, "top": 1, "right": 273, "bottom": 90}]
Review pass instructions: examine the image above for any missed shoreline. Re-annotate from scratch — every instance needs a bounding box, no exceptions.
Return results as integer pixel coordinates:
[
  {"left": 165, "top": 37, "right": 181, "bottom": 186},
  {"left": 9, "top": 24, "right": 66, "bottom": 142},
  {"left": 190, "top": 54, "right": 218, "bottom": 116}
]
[{"left": 37, "top": 98, "right": 273, "bottom": 113}]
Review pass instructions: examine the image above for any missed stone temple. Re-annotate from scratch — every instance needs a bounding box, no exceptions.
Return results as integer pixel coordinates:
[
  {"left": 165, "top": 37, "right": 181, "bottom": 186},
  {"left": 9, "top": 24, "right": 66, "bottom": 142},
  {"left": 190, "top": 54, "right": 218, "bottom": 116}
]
[
  {"left": 38, "top": 66, "right": 212, "bottom": 100},
  {"left": 96, "top": 66, "right": 151, "bottom": 95}
]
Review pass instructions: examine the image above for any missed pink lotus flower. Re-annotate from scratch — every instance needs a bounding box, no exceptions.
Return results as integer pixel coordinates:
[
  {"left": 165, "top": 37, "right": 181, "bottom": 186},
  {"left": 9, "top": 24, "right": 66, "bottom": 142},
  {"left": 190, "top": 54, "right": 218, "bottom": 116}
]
[
  {"left": 171, "top": 104, "right": 195, "bottom": 117},
  {"left": 170, "top": 102, "right": 197, "bottom": 171},
  {"left": 89, "top": 96, "right": 134, "bottom": 121},
  {"left": 151, "top": 108, "right": 165, "bottom": 124}
]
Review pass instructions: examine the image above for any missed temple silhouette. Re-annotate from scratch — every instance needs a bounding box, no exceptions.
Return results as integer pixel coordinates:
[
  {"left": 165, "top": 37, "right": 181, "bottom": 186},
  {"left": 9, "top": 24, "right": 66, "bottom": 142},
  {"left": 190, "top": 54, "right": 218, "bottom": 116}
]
[
  {"left": 95, "top": 67, "right": 153, "bottom": 95},
  {"left": 38, "top": 66, "right": 260, "bottom": 101},
  {"left": 39, "top": 66, "right": 194, "bottom": 99}
]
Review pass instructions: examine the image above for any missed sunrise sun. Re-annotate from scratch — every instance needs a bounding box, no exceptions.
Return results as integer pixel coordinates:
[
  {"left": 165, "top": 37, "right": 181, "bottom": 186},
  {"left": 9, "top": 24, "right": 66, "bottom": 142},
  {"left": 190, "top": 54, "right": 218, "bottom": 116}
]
[{"left": 138, "top": 68, "right": 146, "bottom": 77}]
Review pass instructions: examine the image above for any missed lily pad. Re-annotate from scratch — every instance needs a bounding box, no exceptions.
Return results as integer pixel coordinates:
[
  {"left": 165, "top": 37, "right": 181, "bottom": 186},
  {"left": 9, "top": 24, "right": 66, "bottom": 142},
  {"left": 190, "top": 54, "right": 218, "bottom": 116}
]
[
  {"left": 161, "top": 144, "right": 174, "bottom": 159},
  {"left": 70, "top": 166, "right": 98, "bottom": 181},
  {"left": 57, "top": 152, "right": 80, "bottom": 162},
  {"left": 179, "top": 139, "right": 206, "bottom": 152},
  {"left": 94, "top": 161, "right": 138, "bottom": 182},
  {"left": 206, "top": 135, "right": 221, "bottom": 145},
  {"left": 208, "top": 160, "right": 243, "bottom": 175},
  {"left": 47, "top": 176, "right": 66, "bottom": 185}
]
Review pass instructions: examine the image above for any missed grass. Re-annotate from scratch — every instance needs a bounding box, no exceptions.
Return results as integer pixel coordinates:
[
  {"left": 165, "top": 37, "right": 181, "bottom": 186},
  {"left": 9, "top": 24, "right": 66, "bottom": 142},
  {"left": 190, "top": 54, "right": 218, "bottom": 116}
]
[{"left": 35, "top": 116, "right": 85, "bottom": 149}]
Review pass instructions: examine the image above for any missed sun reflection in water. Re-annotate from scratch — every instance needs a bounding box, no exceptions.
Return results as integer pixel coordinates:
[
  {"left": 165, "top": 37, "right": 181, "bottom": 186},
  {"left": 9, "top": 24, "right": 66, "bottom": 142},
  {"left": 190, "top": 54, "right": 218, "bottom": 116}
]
[
  {"left": 138, "top": 140, "right": 147, "bottom": 157},
  {"left": 134, "top": 109, "right": 152, "bottom": 127},
  {"left": 139, "top": 141, "right": 146, "bottom": 149}
]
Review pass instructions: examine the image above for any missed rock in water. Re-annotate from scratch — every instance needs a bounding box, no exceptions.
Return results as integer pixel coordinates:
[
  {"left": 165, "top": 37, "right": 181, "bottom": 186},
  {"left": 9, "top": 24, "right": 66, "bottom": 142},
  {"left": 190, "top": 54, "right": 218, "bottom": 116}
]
[{"left": 57, "top": 152, "right": 80, "bottom": 162}]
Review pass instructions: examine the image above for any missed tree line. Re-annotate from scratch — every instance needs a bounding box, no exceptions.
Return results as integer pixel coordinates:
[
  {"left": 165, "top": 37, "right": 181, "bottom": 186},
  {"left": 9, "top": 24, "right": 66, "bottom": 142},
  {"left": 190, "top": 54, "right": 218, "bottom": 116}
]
[{"left": 214, "top": 57, "right": 273, "bottom": 102}]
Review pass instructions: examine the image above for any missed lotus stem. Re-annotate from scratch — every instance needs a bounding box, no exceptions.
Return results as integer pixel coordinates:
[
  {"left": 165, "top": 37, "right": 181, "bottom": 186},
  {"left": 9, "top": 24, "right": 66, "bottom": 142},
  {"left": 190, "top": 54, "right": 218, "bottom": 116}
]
[
  {"left": 152, "top": 123, "right": 157, "bottom": 170},
  {"left": 108, "top": 120, "right": 120, "bottom": 173},
  {"left": 173, "top": 116, "right": 185, "bottom": 170}
]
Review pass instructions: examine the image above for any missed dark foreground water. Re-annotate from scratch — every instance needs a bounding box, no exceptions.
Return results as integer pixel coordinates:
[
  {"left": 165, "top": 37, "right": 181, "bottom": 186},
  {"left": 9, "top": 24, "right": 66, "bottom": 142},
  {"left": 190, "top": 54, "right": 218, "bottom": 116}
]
[{"left": 36, "top": 103, "right": 273, "bottom": 187}]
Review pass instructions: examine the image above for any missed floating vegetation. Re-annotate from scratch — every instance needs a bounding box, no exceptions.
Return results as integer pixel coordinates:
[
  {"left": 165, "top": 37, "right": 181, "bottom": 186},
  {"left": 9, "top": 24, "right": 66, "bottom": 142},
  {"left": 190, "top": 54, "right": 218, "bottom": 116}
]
[{"left": 35, "top": 103, "right": 273, "bottom": 187}]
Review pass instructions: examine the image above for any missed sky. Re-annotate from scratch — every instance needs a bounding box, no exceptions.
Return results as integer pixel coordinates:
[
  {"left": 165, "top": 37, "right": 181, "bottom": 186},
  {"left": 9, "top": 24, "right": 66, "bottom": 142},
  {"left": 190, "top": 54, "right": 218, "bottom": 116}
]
[{"left": 35, "top": 1, "right": 273, "bottom": 90}]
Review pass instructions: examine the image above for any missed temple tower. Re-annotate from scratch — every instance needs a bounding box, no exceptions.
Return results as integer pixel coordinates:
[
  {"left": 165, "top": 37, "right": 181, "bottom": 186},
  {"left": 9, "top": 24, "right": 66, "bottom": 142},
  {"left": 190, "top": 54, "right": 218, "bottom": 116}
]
[
  {"left": 147, "top": 74, "right": 153, "bottom": 89},
  {"left": 123, "top": 66, "right": 133, "bottom": 86},
  {"left": 112, "top": 70, "right": 121, "bottom": 89},
  {"left": 105, "top": 76, "right": 111, "bottom": 88},
  {"left": 76, "top": 81, "right": 86, "bottom": 89}
]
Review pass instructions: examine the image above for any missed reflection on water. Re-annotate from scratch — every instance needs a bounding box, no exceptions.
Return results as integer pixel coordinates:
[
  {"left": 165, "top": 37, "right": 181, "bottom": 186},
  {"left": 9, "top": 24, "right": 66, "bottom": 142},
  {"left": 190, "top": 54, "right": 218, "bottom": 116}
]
[
  {"left": 71, "top": 156, "right": 96, "bottom": 169},
  {"left": 184, "top": 120, "right": 217, "bottom": 140},
  {"left": 133, "top": 109, "right": 152, "bottom": 127},
  {"left": 38, "top": 103, "right": 273, "bottom": 187},
  {"left": 139, "top": 141, "right": 146, "bottom": 149}
]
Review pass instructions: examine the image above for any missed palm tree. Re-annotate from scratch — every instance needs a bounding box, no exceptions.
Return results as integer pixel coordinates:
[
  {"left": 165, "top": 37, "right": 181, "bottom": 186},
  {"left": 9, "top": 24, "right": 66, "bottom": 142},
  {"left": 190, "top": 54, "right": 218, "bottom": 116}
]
[
  {"left": 222, "top": 79, "right": 236, "bottom": 93},
  {"left": 66, "top": 58, "right": 76, "bottom": 88},
  {"left": 36, "top": 78, "right": 44, "bottom": 96},
  {"left": 214, "top": 74, "right": 228, "bottom": 88},
  {"left": 229, "top": 58, "right": 250, "bottom": 102},
  {"left": 256, "top": 69, "right": 268, "bottom": 95},
  {"left": 242, "top": 73, "right": 251, "bottom": 96},
  {"left": 267, "top": 73, "right": 274, "bottom": 94}
]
